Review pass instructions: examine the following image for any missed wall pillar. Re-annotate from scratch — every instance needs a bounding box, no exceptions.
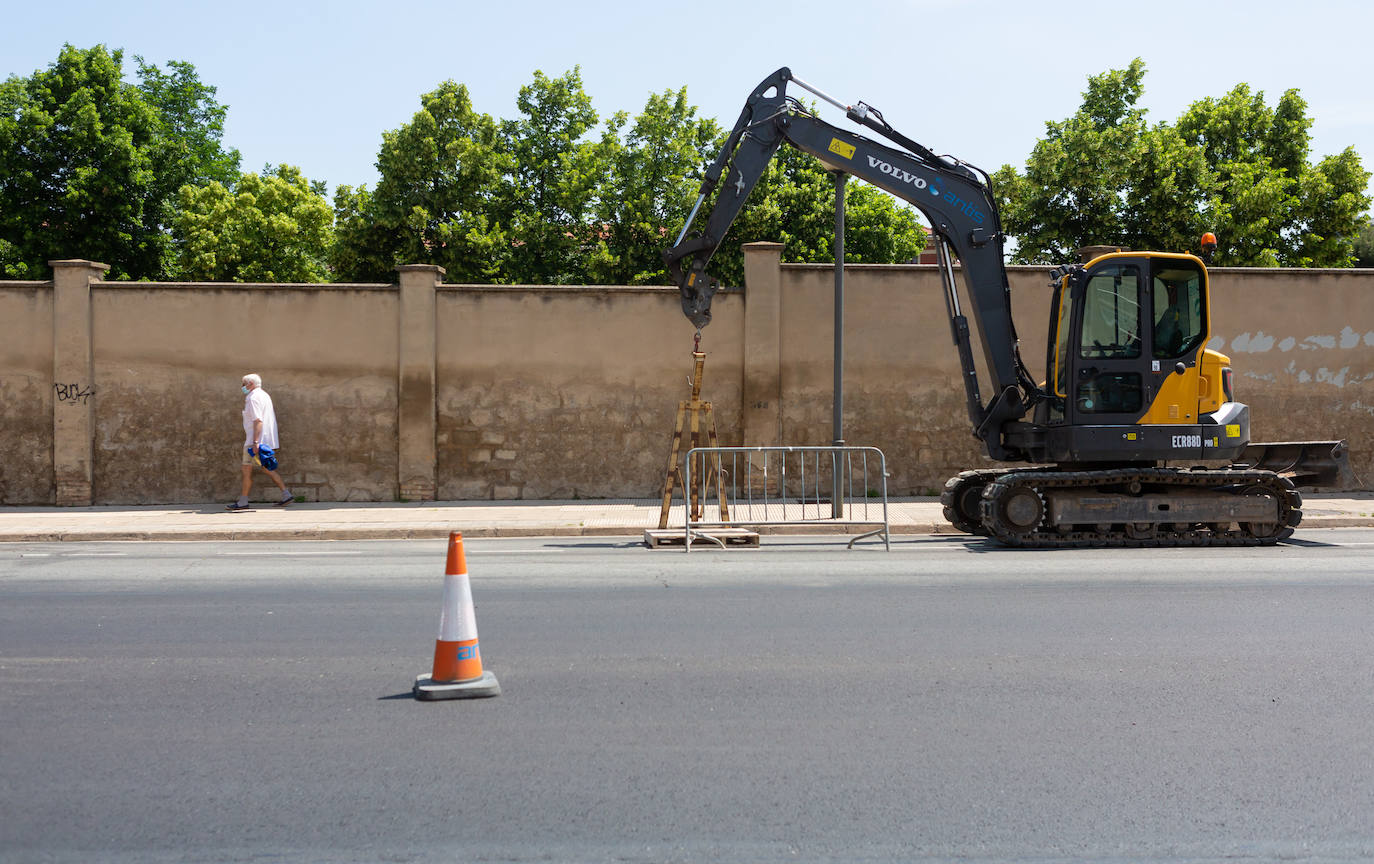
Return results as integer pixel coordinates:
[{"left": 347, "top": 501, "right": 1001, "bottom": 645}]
[
  {"left": 396, "top": 264, "right": 441, "bottom": 501},
  {"left": 50, "top": 259, "right": 109, "bottom": 506},
  {"left": 742, "top": 242, "right": 785, "bottom": 446}
]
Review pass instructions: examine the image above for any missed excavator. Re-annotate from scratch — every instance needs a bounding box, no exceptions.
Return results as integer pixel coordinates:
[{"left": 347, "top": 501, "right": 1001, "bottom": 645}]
[{"left": 663, "top": 67, "right": 1354, "bottom": 547}]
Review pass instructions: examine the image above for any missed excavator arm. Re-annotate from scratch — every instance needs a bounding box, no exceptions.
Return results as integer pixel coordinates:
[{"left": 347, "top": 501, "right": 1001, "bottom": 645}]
[{"left": 663, "top": 68, "right": 1037, "bottom": 458}]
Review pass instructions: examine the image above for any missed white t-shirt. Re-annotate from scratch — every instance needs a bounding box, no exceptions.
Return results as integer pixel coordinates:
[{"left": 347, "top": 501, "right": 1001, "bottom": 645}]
[{"left": 242, "top": 388, "right": 280, "bottom": 449}]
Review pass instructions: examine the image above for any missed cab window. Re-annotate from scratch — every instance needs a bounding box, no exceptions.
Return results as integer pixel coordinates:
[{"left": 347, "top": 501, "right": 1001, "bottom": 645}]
[
  {"left": 1051, "top": 282, "right": 1072, "bottom": 398},
  {"left": 1080, "top": 265, "right": 1141, "bottom": 359},
  {"left": 1152, "top": 264, "right": 1205, "bottom": 358}
]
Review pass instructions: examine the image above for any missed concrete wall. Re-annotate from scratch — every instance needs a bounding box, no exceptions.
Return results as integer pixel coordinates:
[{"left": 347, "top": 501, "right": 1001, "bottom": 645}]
[
  {"left": 1206, "top": 267, "right": 1374, "bottom": 461},
  {"left": 433, "top": 285, "right": 743, "bottom": 500},
  {"left": 2, "top": 252, "right": 1370, "bottom": 505},
  {"left": 0, "top": 281, "right": 54, "bottom": 503},
  {"left": 89, "top": 280, "right": 400, "bottom": 504}
]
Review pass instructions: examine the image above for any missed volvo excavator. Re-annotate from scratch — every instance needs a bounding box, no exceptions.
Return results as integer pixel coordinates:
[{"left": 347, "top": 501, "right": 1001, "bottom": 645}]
[{"left": 663, "top": 67, "right": 1353, "bottom": 547}]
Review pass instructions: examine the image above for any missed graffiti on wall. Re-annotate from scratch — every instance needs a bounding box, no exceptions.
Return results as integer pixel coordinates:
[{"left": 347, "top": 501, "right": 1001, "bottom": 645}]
[{"left": 54, "top": 383, "right": 95, "bottom": 405}]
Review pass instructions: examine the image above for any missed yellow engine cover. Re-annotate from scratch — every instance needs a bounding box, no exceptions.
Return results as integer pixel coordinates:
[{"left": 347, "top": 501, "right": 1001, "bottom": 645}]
[{"left": 1138, "top": 348, "right": 1227, "bottom": 424}]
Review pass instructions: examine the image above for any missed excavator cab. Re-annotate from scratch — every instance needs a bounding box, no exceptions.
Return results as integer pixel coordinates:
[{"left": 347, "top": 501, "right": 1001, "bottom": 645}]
[{"left": 1038, "top": 252, "right": 1246, "bottom": 464}]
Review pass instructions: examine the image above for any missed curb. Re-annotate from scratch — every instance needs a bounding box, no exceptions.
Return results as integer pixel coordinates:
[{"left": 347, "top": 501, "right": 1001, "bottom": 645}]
[{"left": 0, "top": 516, "right": 1367, "bottom": 544}]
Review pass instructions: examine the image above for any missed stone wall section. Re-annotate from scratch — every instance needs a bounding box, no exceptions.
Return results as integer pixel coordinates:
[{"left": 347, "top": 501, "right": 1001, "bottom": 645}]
[
  {"left": 0, "top": 281, "right": 54, "bottom": 504},
  {"left": 434, "top": 286, "right": 744, "bottom": 500},
  {"left": 1, "top": 254, "right": 1369, "bottom": 504}
]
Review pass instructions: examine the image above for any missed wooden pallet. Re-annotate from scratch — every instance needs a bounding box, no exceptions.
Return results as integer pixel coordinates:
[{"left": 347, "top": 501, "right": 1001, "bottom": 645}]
[{"left": 643, "top": 528, "right": 761, "bottom": 549}]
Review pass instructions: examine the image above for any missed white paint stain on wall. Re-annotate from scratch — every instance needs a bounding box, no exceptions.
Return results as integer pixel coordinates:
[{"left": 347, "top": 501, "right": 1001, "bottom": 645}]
[
  {"left": 1317, "top": 367, "right": 1351, "bottom": 387},
  {"left": 1231, "top": 331, "right": 1276, "bottom": 352},
  {"left": 1213, "top": 329, "right": 1373, "bottom": 389},
  {"left": 1223, "top": 330, "right": 1374, "bottom": 355},
  {"left": 1262, "top": 362, "right": 1374, "bottom": 389}
]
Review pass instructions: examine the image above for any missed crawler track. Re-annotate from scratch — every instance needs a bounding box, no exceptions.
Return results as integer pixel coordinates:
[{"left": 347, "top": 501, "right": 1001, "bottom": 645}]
[
  {"left": 983, "top": 467, "right": 1300, "bottom": 547},
  {"left": 945, "top": 467, "right": 1301, "bottom": 547},
  {"left": 941, "top": 469, "right": 1010, "bottom": 535}
]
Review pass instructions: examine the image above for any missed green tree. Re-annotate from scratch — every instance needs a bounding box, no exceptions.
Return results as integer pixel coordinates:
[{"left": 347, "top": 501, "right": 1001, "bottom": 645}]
[
  {"left": 1289, "top": 148, "right": 1369, "bottom": 267},
  {"left": 1354, "top": 222, "right": 1374, "bottom": 268},
  {"left": 586, "top": 87, "right": 722, "bottom": 284},
  {"left": 171, "top": 164, "right": 332, "bottom": 282},
  {"left": 498, "top": 68, "right": 611, "bottom": 284},
  {"left": 0, "top": 45, "right": 157, "bottom": 278},
  {"left": 330, "top": 184, "right": 394, "bottom": 283},
  {"left": 993, "top": 59, "right": 1214, "bottom": 264},
  {"left": 331, "top": 81, "right": 508, "bottom": 282},
  {"left": 0, "top": 44, "right": 238, "bottom": 279},
  {"left": 996, "top": 59, "right": 1370, "bottom": 266},
  {"left": 136, "top": 56, "right": 242, "bottom": 274},
  {"left": 330, "top": 75, "right": 943, "bottom": 287}
]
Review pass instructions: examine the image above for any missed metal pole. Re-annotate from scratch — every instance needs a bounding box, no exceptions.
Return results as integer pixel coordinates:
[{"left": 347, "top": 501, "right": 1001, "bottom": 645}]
[{"left": 832, "top": 171, "right": 846, "bottom": 518}]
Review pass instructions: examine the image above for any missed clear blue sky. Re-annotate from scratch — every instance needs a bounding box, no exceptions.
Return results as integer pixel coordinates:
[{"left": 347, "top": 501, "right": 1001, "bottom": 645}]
[{"left": 5, "top": 0, "right": 1373, "bottom": 208}]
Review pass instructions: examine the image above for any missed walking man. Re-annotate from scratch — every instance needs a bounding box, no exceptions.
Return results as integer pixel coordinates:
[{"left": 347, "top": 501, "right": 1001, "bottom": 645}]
[{"left": 228, "top": 373, "right": 293, "bottom": 510}]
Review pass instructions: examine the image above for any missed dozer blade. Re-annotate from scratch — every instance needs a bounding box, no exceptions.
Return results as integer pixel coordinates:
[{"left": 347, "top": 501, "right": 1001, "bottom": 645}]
[{"left": 1238, "top": 439, "right": 1359, "bottom": 489}]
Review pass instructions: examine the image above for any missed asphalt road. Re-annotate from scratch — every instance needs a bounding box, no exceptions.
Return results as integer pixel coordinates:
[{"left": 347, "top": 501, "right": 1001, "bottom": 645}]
[{"left": 3, "top": 531, "right": 1374, "bottom": 863}]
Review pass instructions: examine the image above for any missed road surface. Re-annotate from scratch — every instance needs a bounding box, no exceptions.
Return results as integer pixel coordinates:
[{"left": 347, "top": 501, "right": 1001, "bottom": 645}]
[{"left": 3, "top": 531, "right": 1374, "bottom": 862}]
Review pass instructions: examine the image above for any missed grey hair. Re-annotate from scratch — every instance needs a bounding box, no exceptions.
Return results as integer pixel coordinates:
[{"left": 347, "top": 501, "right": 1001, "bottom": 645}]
[{"left": 243, "top": 373, "right": 262, "bottom": 388}]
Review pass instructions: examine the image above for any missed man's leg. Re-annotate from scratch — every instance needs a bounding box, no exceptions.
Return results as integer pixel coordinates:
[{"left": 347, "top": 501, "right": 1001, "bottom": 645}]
[
  {"left": 263, "top": 467, "right": 293, "bottom": 504},
  {"left": 227, "top": 460, "right": 254, "bottom": 510}
]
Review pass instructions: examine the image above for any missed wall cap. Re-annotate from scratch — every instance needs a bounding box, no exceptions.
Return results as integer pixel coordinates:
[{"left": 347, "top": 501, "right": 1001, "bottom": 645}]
[
  {"left": 396, "top": 263, "right": 447, "bottom": 276},
  {"left": 48, "top": 259, "right": 110, "bottom": 273},
  {"left": 92, "top": 281, "right": 393, "bottom": 290}
]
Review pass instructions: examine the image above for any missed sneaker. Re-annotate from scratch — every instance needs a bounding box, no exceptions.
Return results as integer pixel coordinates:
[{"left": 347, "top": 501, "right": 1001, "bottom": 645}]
[
  {"left": 226, "top": 502, "right": 250, "bottom": 511},
  {"left": 276, "top": 492, "right": 293, "bottom": 507}
]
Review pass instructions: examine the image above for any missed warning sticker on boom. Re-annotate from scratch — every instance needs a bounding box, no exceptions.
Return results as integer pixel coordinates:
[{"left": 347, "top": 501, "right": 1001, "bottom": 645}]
[{"left": 828, "top": 138, "right": 856, "bottom": 160}]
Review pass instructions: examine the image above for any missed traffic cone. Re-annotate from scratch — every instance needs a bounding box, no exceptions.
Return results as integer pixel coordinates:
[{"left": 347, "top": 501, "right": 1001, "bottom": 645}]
[{"left": 413, "top": 532, "right": 501, "bottom": 700}]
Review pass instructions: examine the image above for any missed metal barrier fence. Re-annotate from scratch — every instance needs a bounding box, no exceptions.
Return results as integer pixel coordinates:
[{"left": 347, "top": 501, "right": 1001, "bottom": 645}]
[{"left": 682, "top": 445, "right": 890, "bottom": 551}]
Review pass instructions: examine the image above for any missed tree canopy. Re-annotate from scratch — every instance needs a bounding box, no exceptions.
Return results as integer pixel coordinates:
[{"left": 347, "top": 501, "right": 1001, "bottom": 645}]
[
  {"left": 171, "top": 164, "right": 333, "bottom": 282},
  {"left": 0, "top": 44, "right": 239, "bottom": 279},
  {"left": 331, "top": 81, "right": 509, "bottom": 283},
  {"left": 498, "top": 68, "right": 608, "bottom": 284},
  {"left": 329, "top": 76, "right": 930, "bottom": 285},
  {"left": 994, "top": 59, "right": 1371, "bottom": 266},
  {"left": 1356, "top": 222, "right": 1374, "bottom": 268},
  {"left": 5, "top": 47, "right": 1370, "bottom": 283},
  {"left": 582, "top": 86, "right": 723, "bottom": 285}
]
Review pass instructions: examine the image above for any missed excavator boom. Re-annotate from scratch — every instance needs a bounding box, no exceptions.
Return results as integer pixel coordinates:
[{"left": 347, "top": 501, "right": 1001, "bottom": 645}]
[{"left": 664, "top": 68, "right": 1036, "bottom": 458}]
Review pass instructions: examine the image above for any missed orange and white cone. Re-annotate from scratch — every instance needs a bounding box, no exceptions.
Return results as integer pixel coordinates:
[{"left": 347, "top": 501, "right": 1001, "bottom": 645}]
[{"left": 413, "top": 532, "right": 501, "bottom": 700}]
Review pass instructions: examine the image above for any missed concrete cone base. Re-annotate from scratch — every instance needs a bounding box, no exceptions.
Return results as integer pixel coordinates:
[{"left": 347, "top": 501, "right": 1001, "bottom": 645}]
[{"left": 413, "top": 671, "right": 501, "bottom": 700}]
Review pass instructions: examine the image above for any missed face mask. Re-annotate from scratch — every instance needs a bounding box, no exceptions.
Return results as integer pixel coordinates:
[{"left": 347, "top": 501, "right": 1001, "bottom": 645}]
[{"left": 241, "top": 385, "right": 249, "bottom": 395}]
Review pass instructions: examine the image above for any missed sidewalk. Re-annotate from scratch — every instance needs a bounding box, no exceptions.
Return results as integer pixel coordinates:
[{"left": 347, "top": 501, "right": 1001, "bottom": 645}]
[{"left": 0, "top": 495, "right": 1371, "bottom": 543}]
